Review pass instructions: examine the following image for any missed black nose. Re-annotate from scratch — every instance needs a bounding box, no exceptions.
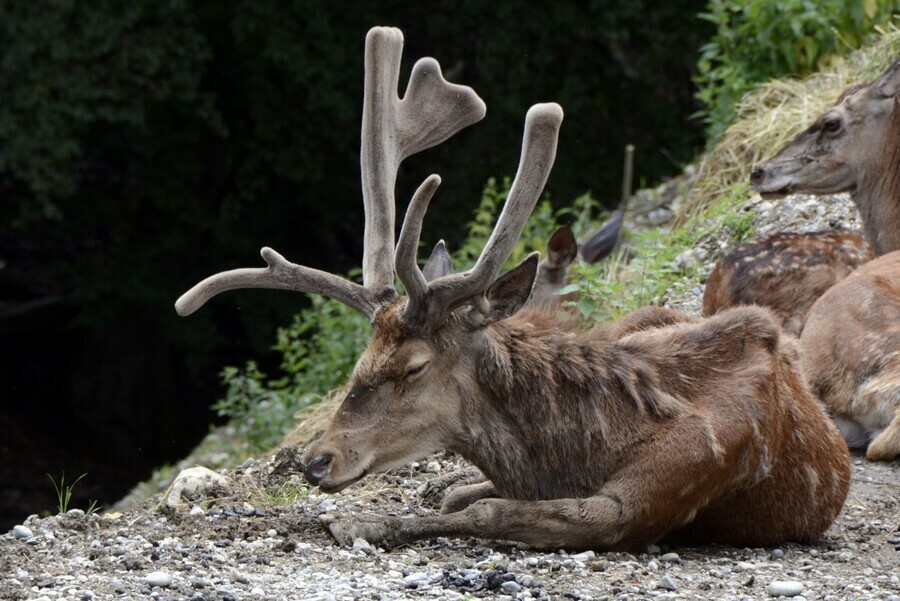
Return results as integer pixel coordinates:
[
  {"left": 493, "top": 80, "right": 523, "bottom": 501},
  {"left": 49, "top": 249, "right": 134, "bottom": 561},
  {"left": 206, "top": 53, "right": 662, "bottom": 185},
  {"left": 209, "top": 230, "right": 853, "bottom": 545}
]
[
  {"left": 303, "top": 454, "right": 333, "bottom": 486},
  {"left": 750, "top": 167, "right": 765, "bottom": 185}
]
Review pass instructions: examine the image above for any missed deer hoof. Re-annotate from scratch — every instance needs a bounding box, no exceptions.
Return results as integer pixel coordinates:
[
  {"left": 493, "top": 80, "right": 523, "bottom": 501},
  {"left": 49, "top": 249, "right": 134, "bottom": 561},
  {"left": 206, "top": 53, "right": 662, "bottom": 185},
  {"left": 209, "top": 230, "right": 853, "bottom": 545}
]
[{"left": 319, "top": 512, "right": 397, "bottom": 549}]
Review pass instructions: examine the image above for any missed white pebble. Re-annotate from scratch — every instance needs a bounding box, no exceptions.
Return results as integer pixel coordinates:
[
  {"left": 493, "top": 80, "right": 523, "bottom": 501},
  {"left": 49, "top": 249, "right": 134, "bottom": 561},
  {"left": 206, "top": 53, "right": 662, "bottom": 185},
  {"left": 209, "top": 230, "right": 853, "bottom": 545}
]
[
  {"left": 660, "top": 552, "right": 680, "bottom": 563},
  {"left": 658, "top": 575, "right": 677, "bottom": 591},
  {"left": 144, "top": 571, "right": 173, "bottom": 587},
  {"left": 12, "top": 525, "right": 33, "bottom": 539},
  {"left": 768, "top": 580, "right": 803, "bottom": 597},
  {"left": 189, "top": 505, "right": 204, "bottom": 516}
]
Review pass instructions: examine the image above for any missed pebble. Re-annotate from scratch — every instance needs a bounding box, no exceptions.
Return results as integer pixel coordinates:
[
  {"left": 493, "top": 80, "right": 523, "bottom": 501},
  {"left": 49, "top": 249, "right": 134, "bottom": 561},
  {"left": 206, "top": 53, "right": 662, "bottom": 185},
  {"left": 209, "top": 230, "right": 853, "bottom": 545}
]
[
  {"left": 352, "top": 538, "right": 374, "bottom": 555},
  {"left": 734, "top": 561, "right": 755, "bottom": 572},
  {"left": 501, "top": 581, "right": 522, "bottom": 593},
  {"left": 571, "top": 551, "right": 595, "bottom": 562},
  {"left": 12, "top": 525, "right": 33, "bottom": 539},
  {"left": 525, "top": 557, "right": 539, "bottom": 567},
  {"left": 659, "top": 552, "right": 680, "bottom": 563},
  {"left": 658, "top": 575, "right": 677, "bottom": 591},
  {"left": 771, "top": 549, "right": 785, "bottom": 559},
  {"left": 189, "top": 505, "right": 204, "bottom": 516},
  {"left": 144, "top": 571, "right": 173, "bottom": 587},
  {"left": 646, "top": 544, "right": 661, "bottom": 554},
  {"left": 767, "top": 580, "right": 804, "bottom": 597},
  {"left": 403, "top": 572, "right": 428, "bottom": 587}
]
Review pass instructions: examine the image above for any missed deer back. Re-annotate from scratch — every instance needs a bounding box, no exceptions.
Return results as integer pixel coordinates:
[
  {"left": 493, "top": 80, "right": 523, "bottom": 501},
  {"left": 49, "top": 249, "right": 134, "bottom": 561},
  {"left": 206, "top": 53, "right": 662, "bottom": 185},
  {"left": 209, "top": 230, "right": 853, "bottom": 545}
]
[{"left": 703, "top": 229, "right": 873, "bottom": 335}]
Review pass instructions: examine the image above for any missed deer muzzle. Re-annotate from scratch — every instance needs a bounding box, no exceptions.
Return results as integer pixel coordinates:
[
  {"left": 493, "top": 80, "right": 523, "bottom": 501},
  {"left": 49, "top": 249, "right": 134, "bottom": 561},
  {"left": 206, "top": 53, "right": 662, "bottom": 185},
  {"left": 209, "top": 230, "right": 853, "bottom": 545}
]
[{"left": 302, "top": 453, "right": 334, "bottom": 486}]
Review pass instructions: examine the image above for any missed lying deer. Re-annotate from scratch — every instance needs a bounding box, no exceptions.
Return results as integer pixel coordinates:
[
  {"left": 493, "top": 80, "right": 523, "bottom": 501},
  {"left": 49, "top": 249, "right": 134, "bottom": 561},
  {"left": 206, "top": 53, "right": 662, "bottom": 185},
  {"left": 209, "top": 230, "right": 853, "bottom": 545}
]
[
  {"left": 703, "top": 229, "right": 873, "bottom": 336},
  {"left": 176, "top": 27, "right": 850, "bottom": 550},
  {"left": 532, "top": 145, "right": 634, "bottom": 307},
  {"left": 799, "top": 251, "right": 900, "bottom": 461},
  {"left": 705, "top": 59, "right": 900, "bottom": 333}
]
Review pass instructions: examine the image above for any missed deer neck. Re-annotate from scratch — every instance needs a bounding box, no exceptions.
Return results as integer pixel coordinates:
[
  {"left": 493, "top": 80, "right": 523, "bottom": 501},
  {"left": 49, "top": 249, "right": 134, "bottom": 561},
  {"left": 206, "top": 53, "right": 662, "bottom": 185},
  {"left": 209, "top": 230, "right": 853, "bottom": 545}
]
[
  {"left": 446, "top": 313, "right": 645, "bottom": 501},
  {"left": 856, "top": 109, "right": 900, "bottom": 255}
]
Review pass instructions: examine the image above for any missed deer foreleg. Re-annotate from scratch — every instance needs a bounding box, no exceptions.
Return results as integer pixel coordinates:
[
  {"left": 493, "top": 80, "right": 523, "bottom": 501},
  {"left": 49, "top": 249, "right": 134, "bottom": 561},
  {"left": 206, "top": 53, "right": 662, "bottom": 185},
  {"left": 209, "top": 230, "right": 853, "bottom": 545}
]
[
  {"left": 321, "top": 494, "right": 634, "bottom": 551},
  {"left": 866, "top": 409, "right": 900, "bottom": 461}
]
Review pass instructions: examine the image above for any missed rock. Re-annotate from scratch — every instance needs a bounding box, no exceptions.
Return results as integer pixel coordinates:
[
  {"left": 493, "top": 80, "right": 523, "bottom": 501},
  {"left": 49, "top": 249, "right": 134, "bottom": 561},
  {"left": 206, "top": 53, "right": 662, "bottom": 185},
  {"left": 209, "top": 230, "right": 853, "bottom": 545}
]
[
  {"left": 658, "top": 575, "right": 677, "bottom": 591},
  {"left": 646, "top": 543, "right": 661, "bottom": 554},
  {"left": 160, "top": 467, "right": 231, "bottom": 510},
  {"left": 65, "top": 508, "right": 85, "bottom": 518},
  {"left": 570, "top": 550, "right": 595, "bottom": 562},
  {"left": 734, "top": 561, "right": 755, "bottom": 572},
  {"left": 144, "top": 571, "right": 173, "bottom": 587},
  {"left": 403, "top": 572, "right": 428, "bottom": 587},
  {"left": 767, "top": 580, "right": 803, "bottom": 597},
  {"left": 659, "top": 552, "right": 680, "bottom": 563},
  {"left": 352, "top": 538, "right": 374, "bottom": 555},
  {"left": 771, "top": 549, "right": 785, "bottom": 559},
  {"left": 501, "top": 581, "right": 522, "bottom": 593},
  {"left": 12, "top": 525, "right": 33, "bottom": 539}
]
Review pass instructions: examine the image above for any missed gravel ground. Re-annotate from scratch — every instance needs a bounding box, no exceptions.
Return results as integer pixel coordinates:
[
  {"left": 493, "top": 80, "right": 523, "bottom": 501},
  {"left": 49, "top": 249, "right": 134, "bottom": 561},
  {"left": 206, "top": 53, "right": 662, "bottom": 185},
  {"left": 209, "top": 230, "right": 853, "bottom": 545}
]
[{"left": 2, "top": 188, "right": 898, "bottom": 601}]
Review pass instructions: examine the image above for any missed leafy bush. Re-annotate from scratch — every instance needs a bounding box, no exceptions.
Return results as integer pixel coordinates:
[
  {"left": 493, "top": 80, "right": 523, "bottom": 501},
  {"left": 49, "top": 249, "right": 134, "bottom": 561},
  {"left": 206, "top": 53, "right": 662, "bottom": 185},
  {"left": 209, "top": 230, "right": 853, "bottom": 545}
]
[{"left": 695, "top": 0, "right": 896, "bottom": 141}]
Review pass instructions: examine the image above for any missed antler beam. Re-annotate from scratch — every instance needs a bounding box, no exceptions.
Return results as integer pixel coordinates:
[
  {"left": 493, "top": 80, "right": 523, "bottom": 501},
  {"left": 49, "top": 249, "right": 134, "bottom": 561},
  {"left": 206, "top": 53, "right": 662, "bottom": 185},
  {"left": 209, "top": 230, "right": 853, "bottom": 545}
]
[
  {"left": 401, "top": 103, "right": 564, "bottom": 328},
  {"left": 175, "top": 27, "right": 485, "bottom": 321}
]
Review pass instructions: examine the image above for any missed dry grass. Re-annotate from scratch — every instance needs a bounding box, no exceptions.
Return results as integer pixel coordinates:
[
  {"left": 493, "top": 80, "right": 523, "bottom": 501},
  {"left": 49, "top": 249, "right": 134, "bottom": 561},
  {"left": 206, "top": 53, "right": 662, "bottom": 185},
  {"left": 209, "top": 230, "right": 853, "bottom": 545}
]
[{"left": 677, "top": 23, "right": 900, "bottom": 225}]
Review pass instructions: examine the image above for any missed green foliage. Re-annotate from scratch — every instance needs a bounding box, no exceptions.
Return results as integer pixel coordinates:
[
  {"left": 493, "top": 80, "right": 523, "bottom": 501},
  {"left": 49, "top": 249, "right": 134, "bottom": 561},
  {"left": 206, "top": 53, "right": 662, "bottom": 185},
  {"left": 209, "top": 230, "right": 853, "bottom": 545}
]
[
  {"left": 695, "top": 0, "right": 896, "bottom": 141},
  {"left": 562, "top": 181, "right": 756, "bottom": 323},
  {"left": 47, "top": 472, "right": 87, "bottom": 514}
]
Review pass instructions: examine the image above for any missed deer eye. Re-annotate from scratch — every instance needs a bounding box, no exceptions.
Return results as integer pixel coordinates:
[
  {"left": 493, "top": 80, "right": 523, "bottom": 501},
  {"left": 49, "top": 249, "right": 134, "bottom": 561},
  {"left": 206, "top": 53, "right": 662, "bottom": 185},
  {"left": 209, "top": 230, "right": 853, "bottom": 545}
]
[
  {"left": 404, "top": 361, "right": 429, "bottom": 380},
  {"left": 822, "top": 118, "right": 842, "bottom": 133}
]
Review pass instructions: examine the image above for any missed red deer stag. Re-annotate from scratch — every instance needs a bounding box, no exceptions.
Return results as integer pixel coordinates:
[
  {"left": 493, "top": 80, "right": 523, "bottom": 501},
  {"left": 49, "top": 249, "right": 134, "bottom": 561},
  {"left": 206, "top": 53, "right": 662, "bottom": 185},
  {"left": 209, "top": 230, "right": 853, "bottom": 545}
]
[
  {"left": 800, "top": 250, "right": 900, "bottom": 461},
  {"left": 176, "top": 27, "right": 850, "bottom": 550},
  {"left": 705, "top": 59, "right": 900, "bottom": 333}
]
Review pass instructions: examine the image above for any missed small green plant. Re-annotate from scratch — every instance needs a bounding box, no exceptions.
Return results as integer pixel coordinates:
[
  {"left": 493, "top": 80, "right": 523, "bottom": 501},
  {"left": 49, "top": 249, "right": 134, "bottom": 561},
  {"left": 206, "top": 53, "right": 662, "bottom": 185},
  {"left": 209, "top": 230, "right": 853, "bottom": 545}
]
[
  {"left": 695, "top": 0, "right": 895, "bottom": 141},
  {"left": 47, "top": 472, "right": 86, "bottom": 514}
]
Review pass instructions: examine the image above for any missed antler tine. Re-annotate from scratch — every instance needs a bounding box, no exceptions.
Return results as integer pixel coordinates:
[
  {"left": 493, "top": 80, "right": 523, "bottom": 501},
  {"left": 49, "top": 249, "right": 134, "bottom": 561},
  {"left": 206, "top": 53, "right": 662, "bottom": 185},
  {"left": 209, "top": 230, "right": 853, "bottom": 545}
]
[
  {"left": 361, "top": 27, "right": 486, "bottom": 293},
  {"left": 177, "top": 27, "right": 485, "bottom": 323},
  {"left": 175, "top": 247, "right": 379, "bottom": 319},
  {"left": 413, "top": 103, "right": 563, "bottom": 322},
  {"left": 395, "top": 174, "right": 442, "bottom": 304}
]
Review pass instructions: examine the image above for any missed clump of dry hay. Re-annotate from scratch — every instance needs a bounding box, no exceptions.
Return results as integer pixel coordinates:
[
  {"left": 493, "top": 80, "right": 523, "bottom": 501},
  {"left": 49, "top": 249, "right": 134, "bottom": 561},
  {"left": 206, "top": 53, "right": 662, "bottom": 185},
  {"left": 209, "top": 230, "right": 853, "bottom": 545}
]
[{"left": 677, "top": 23, "right": 900, "bottom": 225}]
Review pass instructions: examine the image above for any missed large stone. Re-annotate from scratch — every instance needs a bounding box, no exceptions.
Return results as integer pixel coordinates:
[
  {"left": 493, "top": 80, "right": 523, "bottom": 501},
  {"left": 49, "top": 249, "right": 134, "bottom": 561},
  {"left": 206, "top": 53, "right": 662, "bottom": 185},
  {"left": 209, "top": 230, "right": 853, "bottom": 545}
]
[{"left": 160, "top": 466, "right": 231, "bottom": 510}]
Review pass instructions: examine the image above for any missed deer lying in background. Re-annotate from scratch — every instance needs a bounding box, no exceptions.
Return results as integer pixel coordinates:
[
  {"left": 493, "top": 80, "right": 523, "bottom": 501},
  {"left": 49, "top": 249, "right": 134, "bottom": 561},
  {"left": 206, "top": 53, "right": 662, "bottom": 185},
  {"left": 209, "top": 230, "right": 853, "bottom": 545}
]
[
  {"left": 531, "top": 146, "right": 633, "bottom": 307},
  {"left": 800, "top": 251, "right": 900, "bottom": 461},
  {"left": 705, "top": 59, "right": 900, "bottom": 335},
  {"left": 703, "top": 229, "right": 873, "bottom": 335},
  {"left": 176, "top": 27, "right": 850, "bottom": 550}
]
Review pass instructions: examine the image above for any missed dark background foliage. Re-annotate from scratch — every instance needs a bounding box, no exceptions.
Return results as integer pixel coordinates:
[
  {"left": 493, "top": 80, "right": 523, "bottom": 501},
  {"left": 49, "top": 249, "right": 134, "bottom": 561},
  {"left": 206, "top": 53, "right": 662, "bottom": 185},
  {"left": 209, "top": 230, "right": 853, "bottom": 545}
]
[{"left": 0, "top": 0, "right": 710, "bottom": 525}]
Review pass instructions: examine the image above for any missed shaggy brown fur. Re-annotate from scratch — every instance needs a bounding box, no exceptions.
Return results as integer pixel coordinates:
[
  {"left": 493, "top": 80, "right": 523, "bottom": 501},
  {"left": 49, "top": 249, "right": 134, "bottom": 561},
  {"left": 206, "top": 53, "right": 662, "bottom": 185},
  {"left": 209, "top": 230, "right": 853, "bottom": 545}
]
[
  {"left": 703, "top": 229, "right": 873, "bottom": 335},
  {"left": 309, "top": 301, "right": 850, "bottom": 550}
]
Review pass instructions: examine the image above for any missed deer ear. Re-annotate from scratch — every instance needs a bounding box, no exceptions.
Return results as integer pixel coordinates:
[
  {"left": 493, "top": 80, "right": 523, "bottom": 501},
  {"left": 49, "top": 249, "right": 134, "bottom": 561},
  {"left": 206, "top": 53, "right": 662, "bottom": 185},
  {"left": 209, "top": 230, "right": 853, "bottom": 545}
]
[
  {"left": 546, "top": 225, "right": 578, "bottom": 268},
  {"left": 580, "top": 210, "right": 624, "bottom": 264},
  {"left": 477, "top": 252, "right": 540, "bottom": 325},
  {"left": 422, "top": 240, "right": 453, "bottom": 282},
  {"left": 873, "top": 59, "right": 900, "bottom": 98}
]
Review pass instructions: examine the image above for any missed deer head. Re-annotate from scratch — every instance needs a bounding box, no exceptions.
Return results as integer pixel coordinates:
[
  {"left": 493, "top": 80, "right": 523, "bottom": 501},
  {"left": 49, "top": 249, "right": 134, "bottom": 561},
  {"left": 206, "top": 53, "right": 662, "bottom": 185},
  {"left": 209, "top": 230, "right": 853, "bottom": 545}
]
[
  {"left": 175, "top": 27, "right": 563, "bottom": 493},
  {"left": 750, "top": 59, "right": 900, "bottom": 254}
]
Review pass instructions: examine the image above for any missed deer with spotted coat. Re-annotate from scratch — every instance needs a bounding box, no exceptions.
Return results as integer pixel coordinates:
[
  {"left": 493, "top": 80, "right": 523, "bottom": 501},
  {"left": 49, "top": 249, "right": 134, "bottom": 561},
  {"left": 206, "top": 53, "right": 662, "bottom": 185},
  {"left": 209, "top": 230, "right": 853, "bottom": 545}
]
[
  {"left": 176, "top": 27, "right": 850, "bottom": 549},
  {"left": 707, "top": 59, "right": 900, "bottom": 460}
]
